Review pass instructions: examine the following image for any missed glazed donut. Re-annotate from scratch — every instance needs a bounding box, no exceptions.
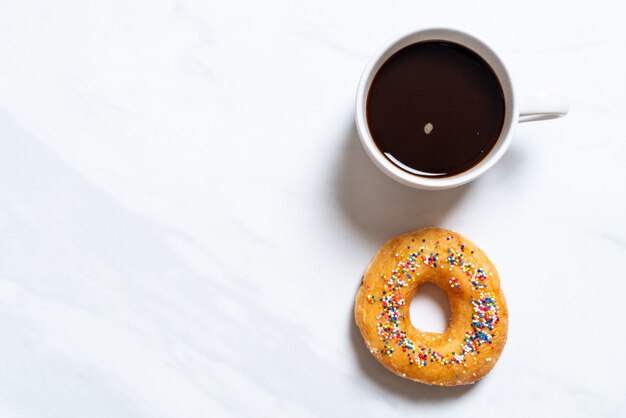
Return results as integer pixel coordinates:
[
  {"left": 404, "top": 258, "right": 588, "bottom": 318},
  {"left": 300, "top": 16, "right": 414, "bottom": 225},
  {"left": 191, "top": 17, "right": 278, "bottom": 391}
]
[{"left": 354, "top": 227, "right": 508, "bottom": 386}]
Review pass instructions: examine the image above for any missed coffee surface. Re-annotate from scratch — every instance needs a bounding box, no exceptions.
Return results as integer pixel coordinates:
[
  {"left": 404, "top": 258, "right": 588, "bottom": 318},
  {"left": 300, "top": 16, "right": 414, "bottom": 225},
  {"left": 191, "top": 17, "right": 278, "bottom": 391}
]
[{"left": 366, "top": 41, "right": 505, "bottom": 178}]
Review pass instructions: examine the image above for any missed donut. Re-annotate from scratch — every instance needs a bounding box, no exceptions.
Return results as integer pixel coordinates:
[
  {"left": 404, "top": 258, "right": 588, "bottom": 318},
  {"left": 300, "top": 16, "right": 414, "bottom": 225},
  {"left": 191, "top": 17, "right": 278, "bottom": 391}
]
[{"left": 354, "top": 227, "right": 508, "bottom": 386}]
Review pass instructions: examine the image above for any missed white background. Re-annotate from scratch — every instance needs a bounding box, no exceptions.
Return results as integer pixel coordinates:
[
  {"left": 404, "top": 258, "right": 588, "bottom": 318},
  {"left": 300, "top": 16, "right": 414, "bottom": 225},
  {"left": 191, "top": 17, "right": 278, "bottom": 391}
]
[{"left": 0, "top": 1, "right": 625, "bottom": 417}]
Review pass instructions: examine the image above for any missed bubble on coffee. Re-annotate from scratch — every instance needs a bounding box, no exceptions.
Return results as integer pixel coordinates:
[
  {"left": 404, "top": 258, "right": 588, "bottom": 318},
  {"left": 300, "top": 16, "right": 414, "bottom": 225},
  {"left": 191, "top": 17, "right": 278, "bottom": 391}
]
[{"left": 424, "top": 123, "right": 433, "bottom": 135}]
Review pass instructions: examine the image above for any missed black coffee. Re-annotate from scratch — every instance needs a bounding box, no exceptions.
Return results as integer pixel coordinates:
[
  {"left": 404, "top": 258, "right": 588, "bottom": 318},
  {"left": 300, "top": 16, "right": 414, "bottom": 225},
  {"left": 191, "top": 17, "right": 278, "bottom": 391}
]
[{"left": 366, "top": 41, "right": 505, "bottom": 178}]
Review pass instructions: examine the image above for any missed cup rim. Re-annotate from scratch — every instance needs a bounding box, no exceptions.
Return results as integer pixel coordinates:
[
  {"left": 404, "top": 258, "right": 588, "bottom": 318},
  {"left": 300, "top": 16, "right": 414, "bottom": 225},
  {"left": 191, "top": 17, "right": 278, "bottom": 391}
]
[{"left": 355, "top": 27, "right": 518, "bottom": 190}]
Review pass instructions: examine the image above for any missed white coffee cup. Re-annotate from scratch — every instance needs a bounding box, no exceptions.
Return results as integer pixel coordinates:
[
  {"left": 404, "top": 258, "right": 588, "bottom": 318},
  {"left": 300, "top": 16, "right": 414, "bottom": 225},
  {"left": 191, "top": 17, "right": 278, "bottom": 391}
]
[{"left": 355, "top": 28, "right": 569, "bottom": 190}]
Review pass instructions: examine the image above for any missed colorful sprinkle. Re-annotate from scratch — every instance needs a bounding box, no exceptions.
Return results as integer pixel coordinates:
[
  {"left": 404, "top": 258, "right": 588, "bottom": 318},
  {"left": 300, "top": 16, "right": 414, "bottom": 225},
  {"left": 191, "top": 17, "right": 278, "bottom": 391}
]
[{"left": 375, "top": 239, "right": 501, "bottom": 368}]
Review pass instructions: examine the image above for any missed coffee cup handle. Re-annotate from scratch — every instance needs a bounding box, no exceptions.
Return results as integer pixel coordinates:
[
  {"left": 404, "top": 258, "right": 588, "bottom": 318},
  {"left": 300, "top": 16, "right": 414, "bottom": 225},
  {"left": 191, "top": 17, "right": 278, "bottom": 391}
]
[{"left": 518, "top": 92, "right": 569, "bottom": 123}]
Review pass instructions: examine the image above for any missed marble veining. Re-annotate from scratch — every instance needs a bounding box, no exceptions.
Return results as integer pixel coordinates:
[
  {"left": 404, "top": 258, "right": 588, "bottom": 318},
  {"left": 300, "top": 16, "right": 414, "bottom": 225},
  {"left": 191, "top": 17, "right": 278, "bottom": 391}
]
[{"left": 0, "top": 0, "right": 624, "bottom": 416}]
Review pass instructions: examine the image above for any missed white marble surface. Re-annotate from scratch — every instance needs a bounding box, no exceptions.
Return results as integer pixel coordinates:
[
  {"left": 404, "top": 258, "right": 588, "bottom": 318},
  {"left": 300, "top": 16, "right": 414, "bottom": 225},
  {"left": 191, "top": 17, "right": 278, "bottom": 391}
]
[{"left": 0, "top": 1, "right": 625, "bottom": 416}]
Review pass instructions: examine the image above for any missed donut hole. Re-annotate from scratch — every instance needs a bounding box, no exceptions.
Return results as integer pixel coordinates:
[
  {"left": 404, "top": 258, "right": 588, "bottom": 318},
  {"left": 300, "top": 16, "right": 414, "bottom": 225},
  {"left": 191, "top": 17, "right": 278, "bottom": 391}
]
[{"left": 409, "top": 282, "right": 452, "bottom": 333}]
